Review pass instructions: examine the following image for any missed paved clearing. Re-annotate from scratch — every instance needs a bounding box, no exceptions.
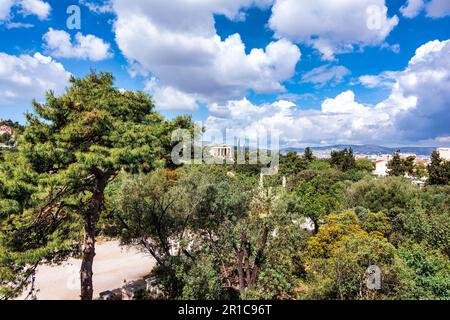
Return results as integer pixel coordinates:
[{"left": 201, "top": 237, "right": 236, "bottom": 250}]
[{"left": 18, "top": 240, "right": 155, "bottom": 300}]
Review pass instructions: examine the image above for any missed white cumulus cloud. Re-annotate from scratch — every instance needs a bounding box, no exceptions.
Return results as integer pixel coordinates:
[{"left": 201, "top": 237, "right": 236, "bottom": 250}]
[
  {"left": 0, "top": 0, "right": 14, "bottom": 21},
  {"left": 79, "top": 0, "right": 114, "bottom": 14},
  {"left": 205, "top": 92, "right": 393, "bottom": 147},
  {"left": 145, "top": 78, "right": 199, "bottom": 112},
  {"left": 378, "top": 39, "right": 450, "bottom": 141},
  {"left": 400, "top": 0, "right": 450, "bottom": 18},
  {"left": 206, "top": 39, "right": 450, "bottom": 146},
  {"left": 0, "top": 0, "right": 51, "bottom": 22},
  {"left": 19, "top": 0, "right": 51, "bottom": 20},
  {"left": 268, "top": 0, "right": 399, "bottom": 60},
  {"left": 43, "top": 28, "right": 113, "bottom": 61},
  {"left": 112, "top": 0, "right": 300, "bottom": 108},
  {"left": 0, "top": 52, "right": 71, "bottom": 104},
  {"left": 426, "top": 0, "right": 450, "bottom": 17},
  {"left": 400, "top": 0, "right": 425, "bottom": 18}
]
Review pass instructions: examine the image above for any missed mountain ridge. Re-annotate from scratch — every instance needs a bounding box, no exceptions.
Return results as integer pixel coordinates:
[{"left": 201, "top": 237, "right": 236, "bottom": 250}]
[{"left": 282, "top": 144, "right": 437, "bottom": 157}]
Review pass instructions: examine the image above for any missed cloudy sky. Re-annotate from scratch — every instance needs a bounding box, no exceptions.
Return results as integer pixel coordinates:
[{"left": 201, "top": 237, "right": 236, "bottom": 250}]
[{"left": 0, "top": 0, "right": 450, "bottom": 147}]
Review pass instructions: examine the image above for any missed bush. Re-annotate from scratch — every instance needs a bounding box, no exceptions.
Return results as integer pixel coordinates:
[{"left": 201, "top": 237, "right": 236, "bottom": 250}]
[
  {"left": 306, "top": 232, "right": 409, "bottom": 300},
  {"left": 398, "top": 243, "right": 450, "bottom": 299},
  {"left": 345, "top": 176, "right": 419, "bottom": 212}
]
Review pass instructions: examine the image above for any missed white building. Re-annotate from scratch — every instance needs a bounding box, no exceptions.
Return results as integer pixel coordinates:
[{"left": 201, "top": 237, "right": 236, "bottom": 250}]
[
  {"left": 208, "top": 144, "right": 232, "bottom": 159},
  {"left": 373, "top": 153, "right": 431, "bottom": 179},
  {"left": 0, "top": 125, "right": 12, "bottom": 136},
  {"left": 437, "top": 148, "right": 450, "bottom": 161},
  {"left": 373, "top": 155, "right": 390, "bottom": 177}
]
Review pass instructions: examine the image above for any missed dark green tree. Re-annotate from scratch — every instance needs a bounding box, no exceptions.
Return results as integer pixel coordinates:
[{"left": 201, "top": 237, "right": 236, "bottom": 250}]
[
  {"left": 428, "top": 151, "right": 449, "bottom": 185},
  {"left": 398, "top": 243, "right": 450, "bottom": 299},
  {"left": 345, "top": 176, "right": 418, "bottom": 213},
  {"left": 403, "top": 156, "right": 416, "bottom": 177},
  {"left": 388, "top": 150, "right": 406, "bottom": 177},
  {"left": 290, "top": 170, "right": 344, "bottom": 233},
  {"left": 279, "top": 152, "right": 308, "bottom": 176},
  {"left": 4, "top": 72, "right": 192, "bottom": 300},
  {"left": 355, "top": 158, "right": 375, "bottom": 172},
  {"left": 330, "top": 148, "right": 356, "bottom": 172},
  {"left": 304, "top": 147, "right": 314, "bottom": 162},
  {"left": 114, "top": 166, "right": 253, "bottom": 298}
]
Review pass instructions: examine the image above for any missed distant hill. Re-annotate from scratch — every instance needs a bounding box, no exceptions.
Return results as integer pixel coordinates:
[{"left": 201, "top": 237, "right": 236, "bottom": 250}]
[{"left": 282, "top": 144, "right": 437, "bottom": 157}]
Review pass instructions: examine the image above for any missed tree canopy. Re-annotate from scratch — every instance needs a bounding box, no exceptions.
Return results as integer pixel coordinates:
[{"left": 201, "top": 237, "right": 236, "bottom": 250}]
[{"left": 0, "top": 72, "right": 194, "bottom": 300}]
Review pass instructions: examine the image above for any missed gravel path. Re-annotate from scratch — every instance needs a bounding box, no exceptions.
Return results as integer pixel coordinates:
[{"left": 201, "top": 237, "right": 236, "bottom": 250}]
[{"left": 18, "top": 240, "right": 155, "bottom": 300}]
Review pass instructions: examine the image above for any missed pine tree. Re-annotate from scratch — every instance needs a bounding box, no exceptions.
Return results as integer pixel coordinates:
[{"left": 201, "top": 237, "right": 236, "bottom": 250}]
[
  {"left": 388, "top": 150, "right": 405, "bottom": 177},
  {"left": 304, "top": 147, "right": 314, "bottom": 162},
  {"left": 403, "top": 156, "right": 416, "bottom": 177},
  {"left": 343, "top": 147, "right": 356, "bottom": 171},
  {"left": 1, "top": 72, "right": 193, "bottom": 300},
  {"left": 330, "top": 148, "right": 356, "bottom": 171},
  {"left": 428, "top": 151, "right": 449, "bottom": 185}
]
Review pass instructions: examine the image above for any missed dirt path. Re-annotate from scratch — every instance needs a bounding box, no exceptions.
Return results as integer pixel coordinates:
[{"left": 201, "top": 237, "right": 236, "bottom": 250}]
[{"left": 18, "top": 240, "right": 155, "bottom": 300}]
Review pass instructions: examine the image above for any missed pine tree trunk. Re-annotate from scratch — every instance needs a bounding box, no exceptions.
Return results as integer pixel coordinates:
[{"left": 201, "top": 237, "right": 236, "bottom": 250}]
[
  {"left": 80, "top": 212, "right": 97, "bottom": 300},
  {"left": 235, "top": 243, "right": 246, "bottom": 298},
  {"left": 79, "top": 174, "right": 108, "bottom": 300}
]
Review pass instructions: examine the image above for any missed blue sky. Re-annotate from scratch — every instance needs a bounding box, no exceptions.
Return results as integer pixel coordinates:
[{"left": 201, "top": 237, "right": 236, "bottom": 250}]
[{"left": 1, "top": 0, "right": 450, "bottom": 147}]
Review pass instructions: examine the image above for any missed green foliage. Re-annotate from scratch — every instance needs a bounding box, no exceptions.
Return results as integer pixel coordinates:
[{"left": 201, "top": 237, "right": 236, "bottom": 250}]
[
  {"left": 346, "top": 177, "right": 449, "bottom": 255},
  {"left": 290, "top": 170, "right": 344, "bottom": 231},
  {"left": 119, "top": 163, "right": 448, "bottom": 301},
  {"left": 395, "top": 204, "right": 449, "bottom": 255},
  {"left": 248, "top": 224, "right": 309, "bottom": 300},
  {"left": 303, "top": 147, "right": 314, "bottom": 162},
  {"left": 355, "top": 158, "right": 375, "bottom": 172},
  {"left": 387, "top": 152, "right": 427, "bottom": 179},
  {"left": 345, "top": 176, "right": 419, "bottom": 212},
  {"left": 2, "top": 71, "right": 448, "bottom": 302},
  {"left": 330, "top": 148, "right": 356, "bottom": 172},
  {"left": 0, "top": 134, "right": 10, "bottom": 145},
  {"left": 403, "top": 156, "right": 416, "bottom": 176},
  {"left": 398, "top": 243, "right": 450, "bottom": 299},
  {"left": 113, "top": 166, "right": 253, "bottom": 298},
  {"left": 180, "top": 253, "right": 237, "bottom": 300},
  {"left": 304, "top": 211, "right": 409, "bottom": 300},
  {"left": 114, "top": 170, "right": 184, "bottom": 253},
  {"left": 306, "top": 232, "right": 408, "bottom": 300},
  {"left": 0, "top": 72, "right": 194, "bottom": 299},
  {"left": 342, "top": 168, "right": 372, "bottom": 182},
  {"left": 361, "top": 212, "right": 392, "bottom": 236},
  {"left": 428, "top": 151, "right": 450, "bottom": 185},
  {"left": 0, "top": 144, "right": 81, "bottom": 299},
  {"left": 304, "top": 211, "right": 364, "bottom": 259},
  {"left": 414, "top": 162, "right": 428, "bottom": 179},
  {"left": 388, "top": 151, "right": 406, "bottom": 177},
  {"left": 279, "top": 152, "right": 308, "bottom": 177},
  {"left": 22, "top": 72, "right": 172, "bottom": 176},
  {"left": 307, "top": 160, "right": 331, "bottom": 171},
  {"left": 161, "top": 116, "right": 198, "bottom": 169}
]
